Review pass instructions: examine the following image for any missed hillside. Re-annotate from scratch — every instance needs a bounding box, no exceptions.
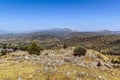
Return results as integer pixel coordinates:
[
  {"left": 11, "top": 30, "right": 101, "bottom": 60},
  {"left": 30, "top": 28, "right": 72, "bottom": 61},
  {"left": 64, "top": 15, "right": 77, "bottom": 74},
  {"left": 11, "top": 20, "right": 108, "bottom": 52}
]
[
  {"left": 2, "top": 28, "right": 120, "bottom": 39},
  {"left": 17, "top": 29, "right": 120, "bottom": 40},
  {"left": 0, "top": 47, "right": 119, "bottom": 80},
  {"left": 63, "top": 35, "right": 120, "bottom": 55},
  {"left": 1, "top": 29, "right": 120, "bottom": 55}
]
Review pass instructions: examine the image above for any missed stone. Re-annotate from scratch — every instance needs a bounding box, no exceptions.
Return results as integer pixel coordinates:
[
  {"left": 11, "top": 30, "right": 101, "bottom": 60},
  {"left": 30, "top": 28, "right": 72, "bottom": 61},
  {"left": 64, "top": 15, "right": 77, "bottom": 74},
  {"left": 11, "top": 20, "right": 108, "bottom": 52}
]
[
  {"left": 24, "top": 55, "right": 29, "bottom": 60},
  {"left": 64, "top": 58, "right": 72, "bottom": 63},
  {"left": 77, "top": 72, "right": 86, "bottom": 77},
  {"left": 98, "top": 76, "right": 106, "bottom": 80},
  {"left": 97, "top": 61, "right": 104, "bottom": 67}
]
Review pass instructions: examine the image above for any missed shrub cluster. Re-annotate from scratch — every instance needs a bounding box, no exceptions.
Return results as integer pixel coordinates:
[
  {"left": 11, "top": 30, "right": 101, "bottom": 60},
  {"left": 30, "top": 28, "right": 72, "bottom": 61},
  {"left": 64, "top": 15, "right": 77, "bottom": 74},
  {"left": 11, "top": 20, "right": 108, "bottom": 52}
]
[
  {"left": 27, "top": 42, "right": 44, "bottom": 55},
  {"left": 63, "top": 43, "right": 68, "bottom": 49},
  {"left": 73, "top": 46, "right": 87, "bottom": 56}
]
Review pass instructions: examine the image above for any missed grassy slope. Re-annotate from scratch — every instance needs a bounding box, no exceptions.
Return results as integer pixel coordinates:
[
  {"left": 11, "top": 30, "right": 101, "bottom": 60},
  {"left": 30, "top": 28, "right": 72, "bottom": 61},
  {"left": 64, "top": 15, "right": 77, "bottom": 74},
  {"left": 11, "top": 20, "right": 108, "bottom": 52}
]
[
  {"left": 0, "top": 48, "right": 119, "bottom": 80},
  {"left": 0, "top": 62, "right": 119, "bottom": 80}
]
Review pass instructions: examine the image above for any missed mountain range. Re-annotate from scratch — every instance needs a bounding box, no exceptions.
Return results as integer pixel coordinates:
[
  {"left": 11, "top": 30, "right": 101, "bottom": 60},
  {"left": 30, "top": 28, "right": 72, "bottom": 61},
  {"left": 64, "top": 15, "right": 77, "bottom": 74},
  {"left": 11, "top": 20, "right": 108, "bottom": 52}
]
[{"left": 0, "top": 28, "right": 120, "bottom": 38}]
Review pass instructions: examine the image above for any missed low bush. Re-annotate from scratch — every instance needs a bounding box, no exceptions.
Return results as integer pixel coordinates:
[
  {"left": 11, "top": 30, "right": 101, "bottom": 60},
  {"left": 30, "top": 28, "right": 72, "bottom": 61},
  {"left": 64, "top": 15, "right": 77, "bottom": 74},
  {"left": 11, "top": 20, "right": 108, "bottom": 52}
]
[
  {"left": 73, "top": 46, "right": 87, "bottom": 56},
  {"left": 63, "top": 43, "right": 68, "bottom": 49},
  {"left": 1, "top": 50, "right": 6, "bottom": 56},
  {"left": 27, "top": 42, "right": 43, "bottom": 55}
]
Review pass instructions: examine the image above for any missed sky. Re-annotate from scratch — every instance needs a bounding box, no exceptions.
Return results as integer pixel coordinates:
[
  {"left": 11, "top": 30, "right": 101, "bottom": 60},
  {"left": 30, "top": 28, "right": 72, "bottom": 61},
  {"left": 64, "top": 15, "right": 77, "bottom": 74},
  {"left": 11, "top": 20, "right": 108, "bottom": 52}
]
[{"left": 0, "top": 0, "right": 120, "bottom": 32}]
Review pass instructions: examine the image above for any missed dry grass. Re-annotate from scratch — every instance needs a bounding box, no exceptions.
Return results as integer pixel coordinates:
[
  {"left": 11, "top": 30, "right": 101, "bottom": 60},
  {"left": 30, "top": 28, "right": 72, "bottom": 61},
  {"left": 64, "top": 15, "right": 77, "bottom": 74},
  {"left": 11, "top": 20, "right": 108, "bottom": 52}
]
[
  {"left": 87, "top": 49, "right": 110, "bottom": 61},
  {"left": 0, "top": 48, "right": 119, "bottom": 80},
  {"left": 0, "top": 62, "right": 119, "bottom": 80}
]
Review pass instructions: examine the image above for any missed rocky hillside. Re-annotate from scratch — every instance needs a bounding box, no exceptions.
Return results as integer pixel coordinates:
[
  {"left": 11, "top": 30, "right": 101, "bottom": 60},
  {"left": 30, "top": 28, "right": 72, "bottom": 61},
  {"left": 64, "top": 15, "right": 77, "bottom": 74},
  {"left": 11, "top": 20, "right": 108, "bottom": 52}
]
[{"left": 0, "top": 47, "right": 119, "bottom": 80}]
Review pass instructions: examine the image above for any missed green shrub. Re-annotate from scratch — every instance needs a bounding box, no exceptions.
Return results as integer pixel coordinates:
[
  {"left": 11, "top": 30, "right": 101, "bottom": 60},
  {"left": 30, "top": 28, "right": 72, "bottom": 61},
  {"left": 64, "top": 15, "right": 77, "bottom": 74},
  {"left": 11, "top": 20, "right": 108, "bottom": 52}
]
[
  {"left": 1, "top": 50, "right": 6, "bottom": 56},
  {"left": 73, "top": 46, "right": 87, "bottom": 56},
  {"left": 27, "top": 42, "right": 43, "bottom": 55},
  {"left": 18, "top": 45, "right": 29, "bottom": 51},
  {"left": 63, "top": 43, "right": 68, "bottom": 49},
  {"left": 2, "top": 44, "right": 7, "bottom": 49}
]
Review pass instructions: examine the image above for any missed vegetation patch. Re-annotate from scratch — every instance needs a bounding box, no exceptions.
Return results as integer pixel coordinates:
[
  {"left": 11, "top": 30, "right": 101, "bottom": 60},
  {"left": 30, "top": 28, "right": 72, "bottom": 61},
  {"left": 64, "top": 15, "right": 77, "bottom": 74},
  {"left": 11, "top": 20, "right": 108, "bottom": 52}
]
[{"left": 73, "top": 46, "right": 87, "bottom": 56}]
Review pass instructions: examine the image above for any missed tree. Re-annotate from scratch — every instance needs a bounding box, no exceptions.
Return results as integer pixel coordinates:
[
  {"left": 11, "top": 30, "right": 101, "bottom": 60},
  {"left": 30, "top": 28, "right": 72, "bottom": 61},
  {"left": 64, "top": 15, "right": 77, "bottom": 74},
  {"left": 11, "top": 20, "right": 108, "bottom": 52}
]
[
  {"left": 1, "top": 44, "right": 7, "bottom": 56},
  {"left": 73, "top": 46, "right": 87, "bottom": 56},
  {"left": 63, "top": 43, "right": 68, "bottom": 49},
  {"left": 1, "top": 50, "right": 6, "bottom": 56},
  {"left": 2, "top": 44, "right": 7, "bottom": 49},
  {"left": 27, "top": 42, "right": 43, "bottom": 55}
]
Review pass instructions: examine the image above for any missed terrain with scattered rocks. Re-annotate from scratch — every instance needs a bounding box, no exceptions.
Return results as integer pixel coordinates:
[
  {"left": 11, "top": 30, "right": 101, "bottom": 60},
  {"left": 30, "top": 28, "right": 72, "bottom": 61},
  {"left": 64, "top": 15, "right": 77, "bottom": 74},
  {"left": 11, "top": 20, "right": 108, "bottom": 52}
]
[{"left": 0, "top": 47, "right": 119, "bottom": 80}]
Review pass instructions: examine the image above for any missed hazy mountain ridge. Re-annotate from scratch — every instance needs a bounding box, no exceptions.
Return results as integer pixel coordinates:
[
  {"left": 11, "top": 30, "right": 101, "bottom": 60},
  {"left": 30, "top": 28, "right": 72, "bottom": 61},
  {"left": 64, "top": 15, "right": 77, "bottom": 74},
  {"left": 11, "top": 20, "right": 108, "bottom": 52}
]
[{"left": 1, "top": 28, "right": 120, "bottom": 39}]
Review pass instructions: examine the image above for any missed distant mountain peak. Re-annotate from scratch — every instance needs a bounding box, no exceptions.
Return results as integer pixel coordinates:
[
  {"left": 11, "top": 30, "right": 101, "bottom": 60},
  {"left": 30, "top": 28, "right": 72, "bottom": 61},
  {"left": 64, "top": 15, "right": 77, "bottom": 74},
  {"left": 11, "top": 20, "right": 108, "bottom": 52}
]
[
  {"left": 45, "top": 28, "right": 77, "bottom": 32},
  {"left": 98, "top": 30, "right": 112, "bottom": 32}
]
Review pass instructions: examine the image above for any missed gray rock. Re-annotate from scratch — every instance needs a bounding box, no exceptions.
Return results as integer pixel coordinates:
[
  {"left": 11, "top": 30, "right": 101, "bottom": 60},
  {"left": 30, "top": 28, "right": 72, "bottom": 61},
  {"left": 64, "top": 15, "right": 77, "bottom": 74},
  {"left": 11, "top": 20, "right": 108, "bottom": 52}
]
[{"left": 64, "top": 58, "right": 72, "bottom": 63}]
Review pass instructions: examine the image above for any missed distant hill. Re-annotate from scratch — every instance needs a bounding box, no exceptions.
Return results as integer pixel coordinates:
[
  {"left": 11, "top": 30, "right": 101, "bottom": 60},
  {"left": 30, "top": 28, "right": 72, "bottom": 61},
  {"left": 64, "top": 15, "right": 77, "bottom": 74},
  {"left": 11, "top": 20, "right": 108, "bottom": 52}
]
[
  {"left": 18, "top": 28, "right": 78, "bottom": 40},
  {"left": 1, "top": 28, "right": 120, "bottom": 55},
  {"left": 96, "top": 30, "right": 120, "bottom": 35},
  {"left": 63, "top": 35, "right": 120, "bottom": 55},
  {"left": 27, "top": 28, "right": 77, "bottom": 37},
  {"left": 1, "top": 28, "right": 120, "bottom": 39},
  {"left": 18, "top": 28, "right": 118, "bottom": 39}
]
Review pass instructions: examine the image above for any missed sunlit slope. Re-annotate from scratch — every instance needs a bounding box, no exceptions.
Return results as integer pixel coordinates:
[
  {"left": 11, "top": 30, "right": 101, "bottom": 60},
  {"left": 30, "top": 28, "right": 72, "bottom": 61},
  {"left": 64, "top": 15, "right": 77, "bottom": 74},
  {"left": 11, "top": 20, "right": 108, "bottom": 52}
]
[{"left": 0, "top": 47, "right": 119, "bottom": 80}]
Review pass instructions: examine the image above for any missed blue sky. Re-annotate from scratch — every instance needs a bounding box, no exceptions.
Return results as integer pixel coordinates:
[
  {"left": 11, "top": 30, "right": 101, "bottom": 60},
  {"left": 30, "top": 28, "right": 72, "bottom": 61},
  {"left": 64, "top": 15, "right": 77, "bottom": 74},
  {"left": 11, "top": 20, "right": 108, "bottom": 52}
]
[{"left": 0, "top": 0, "right": 120, "bottom": 31}]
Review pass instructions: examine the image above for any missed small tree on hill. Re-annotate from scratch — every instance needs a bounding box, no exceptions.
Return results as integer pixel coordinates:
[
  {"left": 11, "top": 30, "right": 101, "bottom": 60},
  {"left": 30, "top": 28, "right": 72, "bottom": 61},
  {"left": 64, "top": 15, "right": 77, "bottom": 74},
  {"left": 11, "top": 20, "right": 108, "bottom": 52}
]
[
  {"left": 1, "top": 44, "right": 7, "bottom": 56},
  {"left": 73, "top": 46, "right": 87, "bottom": 56},
  {"left": 63, "top": 43, "right": 68, "bottom": 49},
  {"left": 27, "top": 42, "right": 43, "bottom": 55},
  {"left": 2, "top": 44, "right": 7, "bottom": 49},
  {"left": 1, "top": 50, "right": 6, "bottom": 56}
]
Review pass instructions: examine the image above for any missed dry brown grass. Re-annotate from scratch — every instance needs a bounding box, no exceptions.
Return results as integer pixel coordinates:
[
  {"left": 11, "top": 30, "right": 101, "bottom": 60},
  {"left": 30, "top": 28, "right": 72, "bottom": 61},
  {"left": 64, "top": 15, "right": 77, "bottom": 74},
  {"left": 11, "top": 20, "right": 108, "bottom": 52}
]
[
  {"left": 0, "top": 62, "right": 120, "bottom": 80},
  {"left": 0, "top": 48, "right": 119, "bottom": 80}
]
